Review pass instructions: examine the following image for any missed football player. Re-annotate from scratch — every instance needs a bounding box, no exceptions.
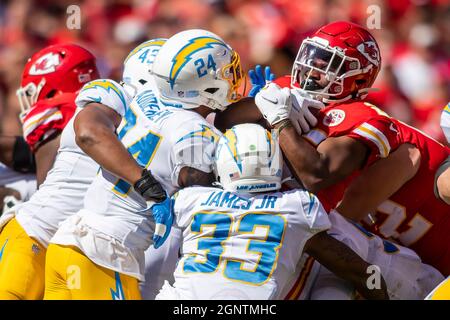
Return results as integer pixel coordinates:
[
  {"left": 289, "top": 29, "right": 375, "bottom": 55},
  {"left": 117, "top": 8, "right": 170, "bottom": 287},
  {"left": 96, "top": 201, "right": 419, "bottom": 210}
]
[
  {"left": 0, "top": 44, "right": 100, "bottom": 299},
  {"left": 154, "top": 123, "right": 388, "bottom": 300},
  {"left": 0, "top": 135, "right": 36, "bottom": 213},
  {"left": 44, "top": 29, "right": 245, "bottom": 299},
  {"left": 225, "top": 21, "right": 450, "bottom": 276},
  {"left": 0, "top": 40, "right": 165, "bottom": 299},
  {"left": 16, "top": 44, "right": 99, "bottom": 186}
]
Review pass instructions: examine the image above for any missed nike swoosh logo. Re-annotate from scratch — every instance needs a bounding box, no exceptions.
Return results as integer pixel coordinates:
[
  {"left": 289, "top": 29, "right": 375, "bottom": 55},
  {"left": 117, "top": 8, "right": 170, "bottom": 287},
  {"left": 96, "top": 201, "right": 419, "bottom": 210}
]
[
  {"left": 0, "top": 239, "right": 9, "bottom": 262},
  {"left": 389, "top": 123, "right": 398, "bottom": 133},
  {"left": 262, "top": 95, "right": 279, "bottom": 104}
]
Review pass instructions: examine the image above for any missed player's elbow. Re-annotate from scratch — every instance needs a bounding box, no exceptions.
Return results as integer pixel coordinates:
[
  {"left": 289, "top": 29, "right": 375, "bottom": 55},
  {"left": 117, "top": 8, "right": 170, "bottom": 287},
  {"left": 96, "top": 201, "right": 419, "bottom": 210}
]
[
  {"left": 74, "top": 114, "right": 99, "bottom": 149},
  {"left": 302, "top": 178, "right": 324, "bottom": 194},
  {"left": 405, "top": 145, "right": 421, "bottom": 180},
  {"left": 300, "top": 166, "right": 331, "bottom": 193}
]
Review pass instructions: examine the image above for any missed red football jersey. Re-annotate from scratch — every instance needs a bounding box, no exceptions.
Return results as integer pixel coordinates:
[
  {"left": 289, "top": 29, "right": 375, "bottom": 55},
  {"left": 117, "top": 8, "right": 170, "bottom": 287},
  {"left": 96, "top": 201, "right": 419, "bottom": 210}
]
[
  {"left": 275, "top": 75, "right": 450, "bottom": 275},
  {"left": 21, "top": 92, "right": 77, "bottom": 152}
]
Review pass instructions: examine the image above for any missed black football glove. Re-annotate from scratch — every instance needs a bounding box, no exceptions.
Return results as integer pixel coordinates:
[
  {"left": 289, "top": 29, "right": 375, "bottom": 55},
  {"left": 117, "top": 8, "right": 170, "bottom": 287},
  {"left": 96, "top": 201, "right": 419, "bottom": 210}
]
[{"left": 133, "top": 169, "right": 167, "bottom": 203}]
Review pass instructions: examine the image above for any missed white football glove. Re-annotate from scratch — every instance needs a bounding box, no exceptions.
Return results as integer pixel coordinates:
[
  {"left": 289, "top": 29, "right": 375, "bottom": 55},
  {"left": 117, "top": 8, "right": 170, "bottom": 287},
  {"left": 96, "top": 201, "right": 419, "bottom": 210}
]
[
  {"left": 290, "top": 89, "right": 325, "bottom": 135},
  {"left": 2, "top": 195, "right": 21, "bottom": 216},
  {"left": 255, "top": 83, "right": 291, "bottom": 126}
]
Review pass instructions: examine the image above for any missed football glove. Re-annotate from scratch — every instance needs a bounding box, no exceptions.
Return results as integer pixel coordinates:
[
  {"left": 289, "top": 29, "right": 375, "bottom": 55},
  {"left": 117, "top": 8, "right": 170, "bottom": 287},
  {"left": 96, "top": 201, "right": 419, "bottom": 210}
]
[
  {"left": 150, "top": 195, "right": 174, "bottom": 249},
  {"left": 290, "top": 88, "right": 325, "bottom": 135},
  {"left": 255, "top": 82, "right": 291, "bottom": 126},
  {"left": 248, "top": 65, "right": 275, "bottom": 97},
  {"left": 134, "top": 169, "right": 167, "bottom": 203}
]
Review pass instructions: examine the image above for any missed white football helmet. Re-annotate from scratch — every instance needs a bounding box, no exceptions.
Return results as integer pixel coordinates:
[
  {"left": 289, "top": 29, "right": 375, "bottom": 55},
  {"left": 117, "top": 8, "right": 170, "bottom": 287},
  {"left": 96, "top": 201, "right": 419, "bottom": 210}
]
[
  {"left": 151, "top": 29, "right": 244, "bottom": 111},
  {"left": 122, "top": 38, "right": 167, "bottom": 97},
  {"left": 214, "top": 123, "right": 283, "bottom": 193}
]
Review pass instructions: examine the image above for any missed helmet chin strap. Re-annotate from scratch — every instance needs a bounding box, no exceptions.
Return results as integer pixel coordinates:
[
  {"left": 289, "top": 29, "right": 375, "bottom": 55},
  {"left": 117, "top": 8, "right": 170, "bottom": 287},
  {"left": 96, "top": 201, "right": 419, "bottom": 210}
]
[
  {"left": 321, "top": 94, "right": 353, "bottom": 104},
  {"left": 319, "top": 87, "right": 379, "bottom": 104}
]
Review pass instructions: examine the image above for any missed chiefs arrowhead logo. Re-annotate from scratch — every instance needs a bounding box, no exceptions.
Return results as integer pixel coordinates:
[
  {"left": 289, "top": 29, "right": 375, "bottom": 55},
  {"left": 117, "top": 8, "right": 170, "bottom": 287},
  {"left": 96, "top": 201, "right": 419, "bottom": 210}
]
[
  {"left": 29, "top": 52, "right": 61, "bottom": 75},
  {"left": 357, "top": 41, "right": 380, "bottom": 67},
  {"left": 323, "top": 109, "right": 346, "bottom": 127}
]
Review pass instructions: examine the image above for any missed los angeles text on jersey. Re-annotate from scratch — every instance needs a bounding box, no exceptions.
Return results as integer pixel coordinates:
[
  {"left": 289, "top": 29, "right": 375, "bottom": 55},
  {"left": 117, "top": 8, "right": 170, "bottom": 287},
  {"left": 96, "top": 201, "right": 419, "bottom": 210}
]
[{"left": 172, "top": 304, "right": 277, "bottom": 317}]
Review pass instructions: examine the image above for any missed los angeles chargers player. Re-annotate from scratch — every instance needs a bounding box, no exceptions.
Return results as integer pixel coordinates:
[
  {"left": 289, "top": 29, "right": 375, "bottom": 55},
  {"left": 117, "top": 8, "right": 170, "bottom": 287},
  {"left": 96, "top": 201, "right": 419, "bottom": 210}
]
[
  {"left": 155, "top": 123, "right": 388, "bottom": 300},
  {"left": 0, "top": 44, "right": 101, "bottom": 300},
  {"left": 44, "top": 29, "right": 245, "bottom": 299},
  {"left": 0, "top": 40, "right": 166, "bottom": 300}
]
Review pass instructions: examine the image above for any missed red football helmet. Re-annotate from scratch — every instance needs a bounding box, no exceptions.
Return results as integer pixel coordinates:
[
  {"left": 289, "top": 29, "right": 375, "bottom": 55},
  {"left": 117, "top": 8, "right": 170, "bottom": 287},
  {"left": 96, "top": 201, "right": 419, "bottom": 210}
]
[
  {"left": 16, "top": 43, "right": 100, "bottom": 115},
  {"left": 291, "top": 21, "right": 381, "bottom": 103}
]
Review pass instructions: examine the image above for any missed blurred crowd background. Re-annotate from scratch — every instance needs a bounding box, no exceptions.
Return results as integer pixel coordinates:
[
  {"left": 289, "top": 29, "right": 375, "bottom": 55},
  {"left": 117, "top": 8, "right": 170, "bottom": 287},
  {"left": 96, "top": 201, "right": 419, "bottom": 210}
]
[{"left": 0, "top": 0, "right": 449, "bottom": 143}]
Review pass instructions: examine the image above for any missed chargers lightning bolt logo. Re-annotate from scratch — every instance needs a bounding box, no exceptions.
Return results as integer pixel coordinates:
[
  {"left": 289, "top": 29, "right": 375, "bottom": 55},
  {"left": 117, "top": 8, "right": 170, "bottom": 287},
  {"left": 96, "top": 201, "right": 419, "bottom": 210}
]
[
  {"left": 224, "top": 128, "right": 242, "bottom": 172},
  {"left": 110, "top": 272, "right": 125, "bottom": 300},
  {"left": 445, "top": 103, "right": 450, "bottom": 115},
  {"left": 176, "top": 124, "right": 219, "bottom": 144},
  {"left": 169, "top": 36, "right": 228, "bottom": 89},
  {"left": 82, "top": 80, "right": 127, "bottom": 109},
  {"left": 307, "top": 192, "right": 316, "bottom": 216}
]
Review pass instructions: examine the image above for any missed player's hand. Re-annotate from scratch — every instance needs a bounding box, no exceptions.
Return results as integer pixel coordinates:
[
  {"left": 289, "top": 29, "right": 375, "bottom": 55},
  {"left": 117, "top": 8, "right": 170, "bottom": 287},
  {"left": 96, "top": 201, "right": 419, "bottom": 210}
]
[
  {"left": 134, "top": 169, "right": 167, "bottom": 203},
  {"left": 150, "top": 195, "right": 174, "bottom": 249},
  {"left": 248, "top": 65, "right": 275, "bottom": 97},
  {"left": 1, "top": 195, "right": 22, "bottom": 216},
  {"left": 290, "top": 88, "right": 325, "bottom": 135},
  {"left": 255, "top": 83, "right": 291, "bottom": 126}
]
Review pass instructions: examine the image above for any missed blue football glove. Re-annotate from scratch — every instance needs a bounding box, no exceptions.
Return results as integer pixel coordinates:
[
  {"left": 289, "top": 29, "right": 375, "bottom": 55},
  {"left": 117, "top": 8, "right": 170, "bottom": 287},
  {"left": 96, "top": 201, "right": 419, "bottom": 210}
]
[
  {"left": 248, "top": 65, "right": 275, "bottom": 97},
  {"left": 151, "top": 195, "right": 174, "bottom": 249}
]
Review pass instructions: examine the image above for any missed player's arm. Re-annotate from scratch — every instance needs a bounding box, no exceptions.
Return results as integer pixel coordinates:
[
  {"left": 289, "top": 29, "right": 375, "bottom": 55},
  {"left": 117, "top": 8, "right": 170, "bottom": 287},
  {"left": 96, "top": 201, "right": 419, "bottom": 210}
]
[
  {"left": 34, "top": 134, "right": 61, "bottom": 186},
  {"left": 75, "top": 79, "right": 166, "bottom": 202},
  {"left": 74, "top": 103, "right": 143, "bottom": 186},
  {"left": 304, "top": 231, "right": 389, "bottom": 300},
  {"left": 214, "top": 98, "right": 266, "bottom": 132},
  {"left": 336, "top": 143, "right": 421, "bottom": 221},
  {"left": 254, "top": 83, "right": 369, "bottom": 193},
  {"left": 278, "top": 124, "right": 369, "bottom": 193},
  {"left": 178, "top": 167, "right": 215, "bottom": 189}
]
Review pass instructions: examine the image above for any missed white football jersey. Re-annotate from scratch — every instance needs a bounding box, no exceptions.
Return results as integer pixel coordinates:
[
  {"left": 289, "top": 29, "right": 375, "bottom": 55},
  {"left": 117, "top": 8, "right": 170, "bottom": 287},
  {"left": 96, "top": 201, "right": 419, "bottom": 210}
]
[
  {"left": 156, "top": 186, "right": 331, "bottom": 300},
  {"left": 51, "top": 82, "right": 222, "bottom": 281},
  {"left": 0, "top": 111, "right": 100, "bottom": 247},
  {"left": 441, "top": 103, "right": 450, "bottom": 144},
  {"left": 310, "top": 210, "right": 444, "bottom": 300}
]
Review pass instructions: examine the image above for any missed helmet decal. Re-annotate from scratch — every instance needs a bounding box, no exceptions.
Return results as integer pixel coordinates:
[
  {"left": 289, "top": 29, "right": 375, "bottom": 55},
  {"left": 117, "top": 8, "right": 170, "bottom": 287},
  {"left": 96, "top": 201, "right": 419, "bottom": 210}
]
[
  {"left": 176, "top": 124, "right": 219, "bottom": 144},
  {"left": 357, "top": 41, "right": 380, "bottom": 67},
  {"left": 169, "top": 36, "right": 228, "bottom": 89},
  {"left": 29, "top": 52, "right": 61, "bottom": 75},
  {"left": 223, "top": 128, "right": 242, "bottom": 173},
  {"left": 124, "top": 38, "right": 166, "bottom": 63}
]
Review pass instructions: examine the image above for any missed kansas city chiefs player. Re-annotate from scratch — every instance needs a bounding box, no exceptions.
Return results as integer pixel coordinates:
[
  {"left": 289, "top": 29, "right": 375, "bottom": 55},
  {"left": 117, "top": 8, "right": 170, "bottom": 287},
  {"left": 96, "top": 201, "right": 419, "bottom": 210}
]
[
  {"left": 236, "top": 21, "right": 450, "bottom": 276},
  {"left": 16, "top": 44, "right": 100, "bottom": 186}
]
